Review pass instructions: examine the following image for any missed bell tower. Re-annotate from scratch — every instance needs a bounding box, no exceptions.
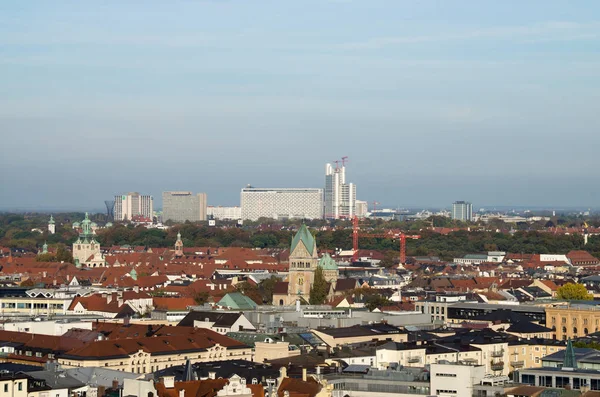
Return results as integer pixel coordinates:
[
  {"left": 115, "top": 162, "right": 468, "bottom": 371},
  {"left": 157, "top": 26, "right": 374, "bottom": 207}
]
[
  {"left": 287, "top": 224, "right": 318, "bottom": 299},
  {"left": 175, "top": 232, "right": 184, "bottom": 257},
  {"left": 48, "top": 215, "right": 55, "bottom": 235}
]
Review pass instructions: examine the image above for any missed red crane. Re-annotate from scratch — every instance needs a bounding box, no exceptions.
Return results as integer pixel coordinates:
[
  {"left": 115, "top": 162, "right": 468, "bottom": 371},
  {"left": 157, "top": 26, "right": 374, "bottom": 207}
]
[
  {"left": 371, "top": 201, "right": 380, "bottom": 215},
  {"left": 332, "top": 160, "right": 341, "bottom": 170},
  {"left": 341, "top": 156, "right": 349, "bottom": 167},
  {"left": 352, "top": 215, "right": 420, "bottom": 264}
]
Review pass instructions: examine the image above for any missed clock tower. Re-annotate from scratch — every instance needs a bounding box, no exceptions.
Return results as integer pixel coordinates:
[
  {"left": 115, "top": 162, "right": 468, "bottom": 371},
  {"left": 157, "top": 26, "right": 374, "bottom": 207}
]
[{"left": 287, "top": 224, "right": 318, "bottom": 301}]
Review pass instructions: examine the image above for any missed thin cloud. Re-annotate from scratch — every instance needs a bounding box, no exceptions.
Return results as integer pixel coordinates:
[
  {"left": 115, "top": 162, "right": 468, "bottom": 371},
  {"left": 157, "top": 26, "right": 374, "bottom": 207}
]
[{"left": 342, "top": 21, "right": 600, "bottom": 49}]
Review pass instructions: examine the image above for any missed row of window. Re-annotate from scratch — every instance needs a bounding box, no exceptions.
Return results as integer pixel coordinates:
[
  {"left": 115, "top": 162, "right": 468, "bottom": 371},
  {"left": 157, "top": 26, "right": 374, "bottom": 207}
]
[{"left": 552, "top": 316, "right": 598, "bottom": 326}]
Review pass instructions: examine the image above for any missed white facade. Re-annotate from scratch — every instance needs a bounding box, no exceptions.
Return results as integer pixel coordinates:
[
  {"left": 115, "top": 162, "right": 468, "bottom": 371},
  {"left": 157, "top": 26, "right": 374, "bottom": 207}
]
[
  {"left": 193, "top": 314, "right": 256, "bottom": 335},
  {"left": 114, "top": 192, "right": 154, "bottom": 221},
  {"left": 429, "top": 363, "right": 486, "bottom": 397},
  {"left": 241, "top": 188, "right": 323, "bottom": 221},
  {"left": 452, "top": 201, "right": 473, "bottom": 222},
  {"left": 208, "top": 206, "right": 242, "bottom": 220},
  {"left": 324, "top": 164, "right": 356, "bottom": 219},
  {"left": 1, "top": 320, "right": 93, "bottom": 336}
]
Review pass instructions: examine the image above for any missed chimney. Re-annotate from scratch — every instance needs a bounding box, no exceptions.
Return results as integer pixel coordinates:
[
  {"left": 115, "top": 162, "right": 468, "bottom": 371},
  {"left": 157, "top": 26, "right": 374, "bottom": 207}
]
[
  {"left": 208, "top": 372, "right": 216, "bottom": 380},
  {"left": 112, "top": 379, "right": 119, "bottom": 390},
  {"left": 302, "top": 368, "right": 307, "bottom": 382},
  {"left": 162, "top": 376, "right": 175, "bottom": 389},
  {"left": 179, "top": 390, "right": 185, "bottom": 397}
]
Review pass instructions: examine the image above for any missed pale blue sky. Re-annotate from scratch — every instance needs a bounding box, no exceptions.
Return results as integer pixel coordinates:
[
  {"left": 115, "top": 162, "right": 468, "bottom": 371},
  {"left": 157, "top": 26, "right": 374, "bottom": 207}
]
[{"left": 1, "top": 1, "right": 599, "bottom": 210}]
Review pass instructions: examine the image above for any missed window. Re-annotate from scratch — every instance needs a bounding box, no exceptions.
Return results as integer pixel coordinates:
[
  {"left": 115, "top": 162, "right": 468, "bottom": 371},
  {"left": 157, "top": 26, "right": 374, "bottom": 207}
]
[
  {"left": 435, "top": 373, "right": 457, "bottom": 377},
  {"left": 18, "top": 382, "right": 22, "bottom": 391},
  {"left": 552, "top": 317, "right": 556, "bottom": 324},
  {"left": 4, "top": 384, "right": 8, "bottom": 393}
]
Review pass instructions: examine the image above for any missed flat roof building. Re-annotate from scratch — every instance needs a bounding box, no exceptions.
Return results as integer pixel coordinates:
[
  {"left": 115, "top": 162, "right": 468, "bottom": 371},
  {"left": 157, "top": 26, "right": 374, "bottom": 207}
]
[
  {"left": 241, "top": 187, "right": 323, "bottom": 221},
  {"left": 162, "top": 191, "right": 207, "bottom": 223}
]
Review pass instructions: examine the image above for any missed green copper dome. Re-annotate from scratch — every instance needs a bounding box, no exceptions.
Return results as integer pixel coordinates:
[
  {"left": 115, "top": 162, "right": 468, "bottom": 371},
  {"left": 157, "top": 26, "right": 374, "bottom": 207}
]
[
  {"left": 318, "top": 253, "right": 338, "bottom": 270},
  {"left": 290, "top": 224, "right": 316, "bottom": 255},
  {"left": 49, "top": 215, "right": 55, "bottom": 224}
]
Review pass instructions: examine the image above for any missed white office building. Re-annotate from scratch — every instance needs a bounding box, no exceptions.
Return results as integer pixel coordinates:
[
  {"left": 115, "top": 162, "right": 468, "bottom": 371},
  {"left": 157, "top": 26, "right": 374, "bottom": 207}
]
[
  {"left": 114, "top": 192, "right": 153, "bottom": 221},
  {"left": 452, "top": 201, "right": 473, "bottom": 222},
  {"left": 241, "top": 187, "right": 323, "bottom": 221},
  {"left": 207, "top": 206, "right": 242, "bottom": 220},
  {"left": 324, "top": 163, "right": 356, "bottom": 219},
  {"left": 162, "top": 191, "right": 207, "bottom": 223}
]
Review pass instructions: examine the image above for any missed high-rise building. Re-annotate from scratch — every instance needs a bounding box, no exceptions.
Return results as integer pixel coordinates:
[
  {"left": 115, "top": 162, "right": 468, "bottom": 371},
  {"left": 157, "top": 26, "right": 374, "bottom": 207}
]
[
  {"left": 207, "top": 206, "right": 242, "bottom": 220},
  {"left": 355, "top": 200, "right": 368, "bottom": 218},
  {"left": 452, "top": 201, "right": 473, "bottom": 222},
  {"left": 324, "top": 163, "right": 356, "bottom": 219},
  {"left": 241, "top": 187, "right": 323, "bottom": 221},
  {"left": 162, "top": 191, "right": 207, "bottom": 223},
  {"left": 113, "top": 192, "right": 154, "bottom": 221}
]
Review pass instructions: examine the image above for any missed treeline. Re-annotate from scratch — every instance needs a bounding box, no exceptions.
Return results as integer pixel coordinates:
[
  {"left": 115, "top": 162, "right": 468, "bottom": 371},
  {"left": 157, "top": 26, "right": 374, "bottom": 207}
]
[{"left": 1, "top": 213, "right": 600, "bottom": 261}]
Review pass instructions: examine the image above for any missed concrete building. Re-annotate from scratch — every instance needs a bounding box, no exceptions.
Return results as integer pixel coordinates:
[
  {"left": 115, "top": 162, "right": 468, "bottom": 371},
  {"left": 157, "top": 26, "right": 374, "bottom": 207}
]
[
  {"left": 451, "top": 201, "right": 473, "bottom": 222},
  {"left": 241, "top": 187, "right": 323, "bottom": 221},
  {"left": 162, "top": 191, "right": 208, "bottom": 223},
  {"left": 208, "top": 206, "right": 242, "bottom": 220},
  {"left": 355, "top": 200, "right": 368, "bottom": 218},
  {"left": 324, "top": 163, "right": 356, "bottom": 219},
  {"left": 114, "top": 192, "right": 153, "bottom": 221}
]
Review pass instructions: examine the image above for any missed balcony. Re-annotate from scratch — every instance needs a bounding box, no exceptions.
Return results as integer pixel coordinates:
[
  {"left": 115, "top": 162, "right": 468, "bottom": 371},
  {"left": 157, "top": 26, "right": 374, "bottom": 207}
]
[
  {"left": 510, "top": 360, "right": 525, "bottom": 368},
  {"left": 491, "top": 361, "right": 505, "bottom": 371},
  {"left": 407, "top": 357, "right": 421, "bottom": 363},
  {"left": 490, "top": 349, "right": 504, "bottom": 358}
]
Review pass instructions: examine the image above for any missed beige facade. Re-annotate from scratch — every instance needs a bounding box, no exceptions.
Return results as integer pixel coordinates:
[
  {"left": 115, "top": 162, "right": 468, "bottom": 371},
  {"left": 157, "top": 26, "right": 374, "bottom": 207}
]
[
  {"left": 58, "top": 345, "right": 252, "bottom": 374},
  {"left": 0, "top": 377, "right": 27, "bottom": 397},
  {"left": 507, "top": 343, "right": 566, "bottom": 372},
  {"left": 254, "top": 341, "right": 301, "bottom": 363},
  {"left": 546, "top": 304, "right": 600, "bottom": 340}
]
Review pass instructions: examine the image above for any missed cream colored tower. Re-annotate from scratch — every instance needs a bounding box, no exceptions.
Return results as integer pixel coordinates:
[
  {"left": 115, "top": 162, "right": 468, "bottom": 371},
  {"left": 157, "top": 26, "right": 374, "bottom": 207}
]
[{"left": 287, "top": 224, "right": 318, "bottom": 300}]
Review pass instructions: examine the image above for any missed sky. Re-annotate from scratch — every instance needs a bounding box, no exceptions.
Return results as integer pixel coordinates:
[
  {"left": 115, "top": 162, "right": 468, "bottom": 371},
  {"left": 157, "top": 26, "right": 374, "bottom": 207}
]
[{"left": 1, "top": 0, "right": 599, "bottom": 211}]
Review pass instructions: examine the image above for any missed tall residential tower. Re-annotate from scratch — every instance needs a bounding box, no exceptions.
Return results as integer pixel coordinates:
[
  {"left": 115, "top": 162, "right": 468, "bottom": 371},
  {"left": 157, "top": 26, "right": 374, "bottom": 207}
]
[
  {"left": 114, "top": 192, "right": 154, "bottom": 221},
  {"left": 162, "top": 191, "right": 207, "bottom": 223},
  {"left": 452, "top": 201, "right": 473, "bottom": 222},
  {"left": 324, "top": 163, "right": 356, "bottom": 219}
]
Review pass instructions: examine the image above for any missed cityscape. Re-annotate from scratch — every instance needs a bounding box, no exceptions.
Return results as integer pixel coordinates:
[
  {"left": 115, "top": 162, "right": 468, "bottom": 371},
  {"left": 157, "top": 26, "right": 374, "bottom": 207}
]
[{"left": 2, "top": 2, "right": 600, "bottom": 397}]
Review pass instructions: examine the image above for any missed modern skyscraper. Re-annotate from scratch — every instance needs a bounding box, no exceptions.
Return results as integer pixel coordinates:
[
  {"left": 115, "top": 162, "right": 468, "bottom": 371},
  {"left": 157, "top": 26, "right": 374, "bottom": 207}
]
[
  {"left": 452, "top": 201, "right": 473, "bottom": 222},
  {"left": 162, "top": 191, "right": 208, "bottom": 223},
  {"left": 324, "top": 163, "right": 356, "bottom": 219},
  {"left": 241, "top": 187, "right": 323, "bottom": 221},
  {"left": 114, "top": 192, "right": 154, "bottom": 221}
]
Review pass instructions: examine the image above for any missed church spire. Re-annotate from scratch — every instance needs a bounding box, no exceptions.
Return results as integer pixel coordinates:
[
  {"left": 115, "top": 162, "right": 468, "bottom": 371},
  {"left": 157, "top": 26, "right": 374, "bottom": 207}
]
[
  {"left": 42, "top": 241, "right": 48, "bottom": 254},
  {"left": 563, "top": 338, "right": 577, "bottom": 369}
]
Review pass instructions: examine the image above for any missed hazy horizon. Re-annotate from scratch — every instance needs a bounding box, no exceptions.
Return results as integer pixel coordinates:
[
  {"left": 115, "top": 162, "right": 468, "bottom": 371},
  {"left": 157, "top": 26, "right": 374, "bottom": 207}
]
[{"left": 2, "top": 1, "right": 599, "bottom": 209}]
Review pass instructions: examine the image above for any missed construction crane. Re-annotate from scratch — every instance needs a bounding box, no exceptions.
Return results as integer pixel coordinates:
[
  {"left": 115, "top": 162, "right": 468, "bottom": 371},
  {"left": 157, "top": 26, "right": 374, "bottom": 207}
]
[
  {"left": 341, "top": 156, "right": 349, "bottom": 167},
  {"left": 352, "top": 216, "right": 420, "bottom": 264},
  {"left": 332, "top": 160, "right": 341, "bottom": 170},
  {"left": 371, "top": 201, "right": 380, "bottom": 215}
]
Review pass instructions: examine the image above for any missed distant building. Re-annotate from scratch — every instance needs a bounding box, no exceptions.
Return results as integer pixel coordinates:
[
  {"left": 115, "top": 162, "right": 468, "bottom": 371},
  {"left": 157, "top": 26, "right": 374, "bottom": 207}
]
[
  {"left": 207, "top": 206, "right": 242, "bottom": 220},
  {"left": 48, "top": 215, "right": 55, "bottom": 234},
  {"left": 452, "top": 201, "right": 473, "bottom": 222},
  {"left": 114, "top": 192, "right": 153, "bottom": 221},
  {"left": 162, "top": 191, "right": 207, "bottom": 223},
  {"left": 324, "top": 163, "right": 356, "bottom": 219},
  {"left": 240, "top": 187, "right": 322, "bottom": 221},
  {"left": 355, "top": 200, "right": 368, "bottom": 218}
]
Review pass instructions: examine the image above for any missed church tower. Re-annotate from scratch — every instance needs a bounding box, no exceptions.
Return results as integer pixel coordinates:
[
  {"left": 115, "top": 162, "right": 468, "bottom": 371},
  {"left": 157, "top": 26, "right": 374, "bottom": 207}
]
[
  {"left": 48, "top": 215, "right": 55, "bottom": 235},
  {"left": 175, "top": 232, "right": 184, "bottom": 257},
  {"left": 287, "top": 224, "right": 318, "bottom": 300},
  {"left": 72, "top": 213, "right": 103, "bottom": 267}
]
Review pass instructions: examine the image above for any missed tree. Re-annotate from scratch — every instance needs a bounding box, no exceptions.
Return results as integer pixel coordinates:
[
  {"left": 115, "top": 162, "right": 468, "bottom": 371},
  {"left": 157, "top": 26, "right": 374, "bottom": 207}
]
[
  {"left": 55, "top": 244, "right": 73, "bottom": 263},
  {"left": 557, "top": 283, "right": 593, "bottom": 301},
  {"left": 309, "top": 267, "right": 329, "bottom": 305},
  {"left": 258, "top": 276, "right": 280, "bottom": 303},
  {"left": 192, "top": 291, "right": 210, "bottom": 305},
  {"left": 364, "top": 294, "right": 391, "bottom": 311},
  {"left": 20, "top": 279, "right": 35, "bottom": 287},
  {"left": 36, "top": 253, "right": 56, "bottom": 262},
  {"left": 236, "top": 281, "right": 263, "bottom": 304}
]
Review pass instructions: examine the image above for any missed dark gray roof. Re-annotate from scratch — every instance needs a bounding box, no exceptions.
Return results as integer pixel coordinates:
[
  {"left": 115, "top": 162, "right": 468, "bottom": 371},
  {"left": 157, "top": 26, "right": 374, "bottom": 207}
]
[
  {"left": 178, "top": 311, "right": 243, "bottom": 327},
  {"left": 542, "top": 347, "right": 600, "bottom": 364},
  {"left": 24, "top": 370, "right": 85, "bottom": 390},
  {"left": 506, "top": 321, "right": 552, "bottom": 334},
  {"left": 317, "top": 323, "right": 405, "bottom": 338}
]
